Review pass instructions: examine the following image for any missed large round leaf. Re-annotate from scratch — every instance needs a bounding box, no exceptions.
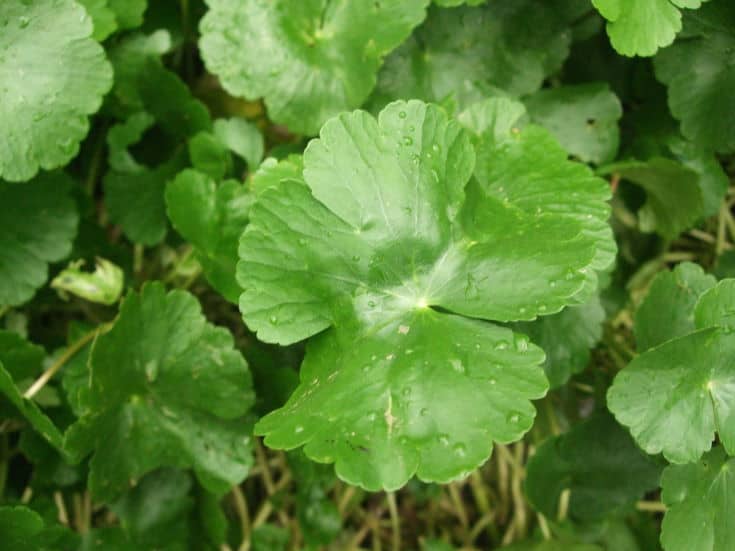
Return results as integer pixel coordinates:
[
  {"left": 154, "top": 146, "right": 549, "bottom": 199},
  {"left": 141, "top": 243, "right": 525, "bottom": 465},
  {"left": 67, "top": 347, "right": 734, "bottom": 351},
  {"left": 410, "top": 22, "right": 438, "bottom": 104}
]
[
  {"left": 199, "top": 0, "right": 429, "bottom": 135},
  {"left": 238, "top": 100, "right": 614, "bottom": 490},
  {"left": 0, "top": 0, "right": 112, "bottom": 181}
]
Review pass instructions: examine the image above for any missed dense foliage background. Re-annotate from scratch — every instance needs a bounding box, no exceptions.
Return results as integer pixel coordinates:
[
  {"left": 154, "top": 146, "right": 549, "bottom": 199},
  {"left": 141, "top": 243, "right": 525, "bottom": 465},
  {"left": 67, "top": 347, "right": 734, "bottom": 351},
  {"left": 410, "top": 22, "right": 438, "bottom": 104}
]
[{"left": 1, "top": 0, "right": 734, "bottom": 550}]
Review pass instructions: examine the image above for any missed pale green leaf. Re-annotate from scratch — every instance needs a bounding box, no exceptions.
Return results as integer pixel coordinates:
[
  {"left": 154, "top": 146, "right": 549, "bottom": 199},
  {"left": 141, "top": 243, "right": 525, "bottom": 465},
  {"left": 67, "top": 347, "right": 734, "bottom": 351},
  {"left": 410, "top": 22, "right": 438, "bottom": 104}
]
[
  {"left": 0, "top": 0, "right": 113, "bottom": 181},
  {"left": 592, "top": 0, "right": 710, "bottom": 57},
  {"left": 199, "top": 0, "right": 429, "bottom": 135},
  {"left": 213, "top": 118, "right": 264, "bottom": 170},
  {"left": 240, "top": 101, "right": 613, "bottom": 489}
]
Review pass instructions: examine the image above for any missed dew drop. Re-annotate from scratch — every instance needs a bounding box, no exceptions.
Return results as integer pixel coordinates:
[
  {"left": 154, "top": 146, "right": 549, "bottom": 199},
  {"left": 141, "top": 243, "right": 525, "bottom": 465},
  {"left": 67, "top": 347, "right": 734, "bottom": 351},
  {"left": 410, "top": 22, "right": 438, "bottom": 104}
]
[
  {"left": 367, "top": 411, "right": 377, "bottom": 421},
  {"left": 362, "top": 365, "right": 371, "bottom": 373},
  {"left": 294, "top": 425, "right": 304, "bottom": 433},
  {"left": 494, "top": 341, "right": 509, "bottom": 351},
  {"left": 489, "top": 378, "right": 496, "bottom": 385},
  {"left": 269, "top": 315, "right": 278, "bottom": 325},
  {"left": 368, "top": 300, "right": 376, "bottom": 307},
  {"left": 508, "top": 412, "right": 521, "bottom": 424},
  {"left": 298, "top": 238, "right": 307, "bottom": 245},
  {"left": 352, "top": 255, "right": 360, "bottom": 262},
  {"left": 420, "top": 407, "right": 429, "bottom": 416},
  {"left": 438, "top": 434, "right": 450, "bottom": 446},
  {"left": 18, "top": 15, "right": 29, "bottom": 28},
  {"left": 515, "top": 335, "right": 529, "bottom": 351},
  {"left": 402, "top": 387, "right": 411, "bottom": 397},
  {"left": 403, "top": 136, "right": 413, "bottom": 146},
  {"left": 538, "top": 304, "right": 547, "bottom": 312},
  {"left": 453, "top": 443, "right": 467, "bottom": 457},
  {"left": 432, "top": 143, "right": 441, "bottom": 153},
  {"left": 398, "top": 111, "right": 407, "bottom": 119}
]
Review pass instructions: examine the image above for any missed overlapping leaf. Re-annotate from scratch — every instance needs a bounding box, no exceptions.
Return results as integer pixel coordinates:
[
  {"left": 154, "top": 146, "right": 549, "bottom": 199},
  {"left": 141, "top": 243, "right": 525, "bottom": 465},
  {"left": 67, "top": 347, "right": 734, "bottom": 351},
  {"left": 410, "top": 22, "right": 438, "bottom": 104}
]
[
  {"left": 0, "top": 174, "right": 79, "bottom": 307},
  {"left": 199, "top": 0, "right": 430, "bottom": 135},
  {"left": 634, "top": 262, "right": 715, "bottom": 351},
  {"left": 467, "top": 98, "right": 615, "bottom": 296},
  {"left": 601, "top": 159, "right": 703, "bottom": 239},
  {"left": 654, "top": 0, "right": 735, "bottom": 153},
  {"left": 104, "top": 66, "right": 211, "bottom": 245},
  {"left": 660, "top": 447, "right": 735, "bottom": 551},
  {"left": 593, "top": 0, "right": 710, "bottom": 57},
  {"left": 0, "top": 0, "right": 112, "bottom": 182},
  {"left": 166, "top": 170, "right": 253, "bottom": 302},
  {"left": 65, "top": 283, "right": 255, "bottom": 501},
  {"left": 609, "top": 274, "right": 735, "bottom": 463},
  {"left": 371, "top": 1, "right": 587, "bottom": 111},
  {"left": 239, "top": 100, "right": 615, "bottom": 490},
  {"left": 525, "top": 413, "right": 662, "bottom": 521},
  {"left": 524, "top": 83, "right": 623, "bottom": 165},
  {"left": 515, "top": 296, "right": 605, "bottom": 388}
]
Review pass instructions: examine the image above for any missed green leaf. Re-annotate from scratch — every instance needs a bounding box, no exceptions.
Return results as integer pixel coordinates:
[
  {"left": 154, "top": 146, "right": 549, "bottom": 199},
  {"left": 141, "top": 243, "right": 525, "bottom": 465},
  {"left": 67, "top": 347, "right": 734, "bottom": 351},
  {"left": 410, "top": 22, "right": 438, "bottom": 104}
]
[
  {"left": 667, "top": 137, "right": 729, "bottom": 217},
  {"left": 603, "top": 158, "right": 703, "bottom": 239},
  {"left": 514, "top": 296, "right": 606, "bottom": 388},
  {"left": 51, "top": 258, "right": 124, "bottom": 306},
  {"left": 110, "top": 468, "right": 225, "bottom": 550},
  {"left": 695, "top": 279, "right": 735, "bottom": 331},
  {"left": 0, "top": 506, "right": 44, "bottom": 550},
  {"left": 0, "top": 362, "right": 66, "bottom": 453},
  {"left": 371, "top": 2, "right": 583, "bottom": 110},
  {"left": 634, "top": 262, "right": 716, "bottom": 351},
  {"left": 0, "top": 0, "right": 113, "bottom": 182},
  {"left": 250, "top": 155, "right": 304, "bottom": 195},
  {"left": 525, "top": 412, "right": 662, "bottom": 521},
  {"left": 213, "top": 118, "right": 265, "bottom": 170},
  {"left": 104, "top": 65, "right": 210, "bottom": 245},
  {"left": 660, "top": 447, "right": 735, "bottom": 551},
  {"left": 241, "top": 101, "right": 613, "bottom": 490},
  {"left": 107, "top": 31, "right": 172, "bottom": 117},
  {"left": 654, "top": 1, "right": 735, "bottom": 152},
  {"left": 0, "top": 330, "right": 45, "bottom": 381},
  {"left": 592, "top": 0, "right": 709, "bottom": 57},
  {"left": 199, "top": 0, "right": 429, "bottom": 135},
  {"left": 65, "top": 283, "right": 255, "bottom": 501},
  {"left": 0, "top": 174, "right": 79, "bottom": 307},
  {"left": 524, "top": 83, "right": 623, "bottom": 164},
  {"left": 108, "top": 0, "right": 147, "bottom": 29},
  {"left": 251, "top": 524, "right": 290, "bottom": 551},
  {"left": 166, "top": 169, "right": 253, "bottom": 302},
  {"left": 77, "top": 0, "right": 118, "bottom": 40},
  {"left": 470, "top": 101, "right": 615, "bottom": 282},
  {"left": 188, "top": 132, "right": 232, "bottom": 181},
  {"left": 608, "top": 326, "right": 735, "bottom": 464}
]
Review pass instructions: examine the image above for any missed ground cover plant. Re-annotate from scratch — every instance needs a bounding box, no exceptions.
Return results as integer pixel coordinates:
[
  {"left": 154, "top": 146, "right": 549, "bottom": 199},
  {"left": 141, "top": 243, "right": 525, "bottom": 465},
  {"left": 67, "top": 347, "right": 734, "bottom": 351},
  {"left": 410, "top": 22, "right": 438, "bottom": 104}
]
[{"left": 1, "top": 0, "right": 735, "bottom": 549}]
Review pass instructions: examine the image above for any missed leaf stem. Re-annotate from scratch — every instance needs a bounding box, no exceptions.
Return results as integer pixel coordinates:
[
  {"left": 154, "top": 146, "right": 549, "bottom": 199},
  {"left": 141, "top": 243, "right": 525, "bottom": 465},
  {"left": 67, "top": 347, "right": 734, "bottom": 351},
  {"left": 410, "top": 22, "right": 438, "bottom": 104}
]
[
  {"left": 24, "top": 324, "right": 110, "bottom": 400},
  {"left": 385, "top": 491, "right": 401, "bottom": 551},
  {"left": 231, "top": 485, "right": 251, "bottom": 551},
  {"left": 636, "top": 500, "right": 667, "bottom": 513}
]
